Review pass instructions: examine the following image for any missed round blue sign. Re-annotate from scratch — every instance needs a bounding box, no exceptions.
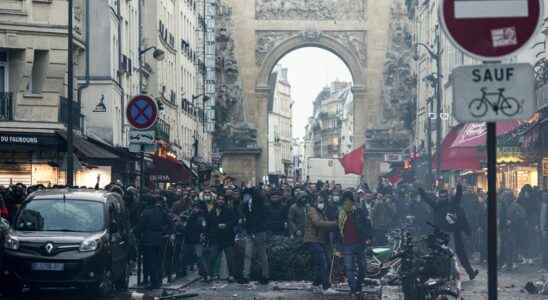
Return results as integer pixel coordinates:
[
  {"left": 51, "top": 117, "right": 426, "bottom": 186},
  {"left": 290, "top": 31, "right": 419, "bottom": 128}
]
[{"left": 127, "top": 95, "right": 158, "bottom": 130}]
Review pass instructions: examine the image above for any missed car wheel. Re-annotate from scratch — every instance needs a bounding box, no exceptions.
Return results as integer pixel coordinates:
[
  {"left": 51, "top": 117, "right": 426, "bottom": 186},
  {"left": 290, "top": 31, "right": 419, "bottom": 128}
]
[
  {"left": 92, "top": 269, "right": 114, "bottom": 298},
  {"left": 115, "top": 263, "right": 130, "bottom": 291}
]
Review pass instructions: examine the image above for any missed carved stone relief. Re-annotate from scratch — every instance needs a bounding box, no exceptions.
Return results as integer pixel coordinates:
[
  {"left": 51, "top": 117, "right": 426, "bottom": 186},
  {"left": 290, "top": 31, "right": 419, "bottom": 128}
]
[
  {"left": 255, "top": 30, "right": 367, "bottom": 67},
  {"left": 324, "top": 31, "right": 368, "bottom": 67},
  {"left": 215, "top": 2, "right": 259, "bottom": 151},
  {"left": 255, "top": 0, "right": 367, "bottom": 21},
  {"left": 255, "top": 31, "right": 296, "bottom": 66}
]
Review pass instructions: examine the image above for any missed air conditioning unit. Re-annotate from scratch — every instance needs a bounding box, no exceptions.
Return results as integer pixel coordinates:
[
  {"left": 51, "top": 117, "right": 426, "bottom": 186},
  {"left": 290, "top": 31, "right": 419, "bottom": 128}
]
[{"left": 384, "top": 153, "right": 403, "bottom": 162}]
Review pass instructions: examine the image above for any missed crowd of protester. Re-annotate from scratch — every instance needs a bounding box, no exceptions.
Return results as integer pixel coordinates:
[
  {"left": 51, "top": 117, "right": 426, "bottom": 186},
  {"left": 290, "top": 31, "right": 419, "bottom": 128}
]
[{"left": 1, "top": 177, "right": 548, "bottom": 295}]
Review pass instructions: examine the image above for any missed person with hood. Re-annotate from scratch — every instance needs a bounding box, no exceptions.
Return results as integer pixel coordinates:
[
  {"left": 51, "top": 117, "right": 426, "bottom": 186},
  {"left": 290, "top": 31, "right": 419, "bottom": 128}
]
[
  {"left": 136, "top": 194, "right": 171, "bottom": 289},
  {"left": 518, "top": 185, "right": 539, "bottom": 261},
  {"left": 418, "top": 183, "right": 479, "bottom": 280},
  {"left": 241, "top": 186, "right": 270, "bottom": 284},
  {"left": 183, "top": 200, "right": 210, "bottom": 282},
  {"left": 265, "top": 190, "right": 288, "bottom": 235},
  {"left": 303, "top": 194, "right": 338, "bottom": 294},
  {"left": 336, "top": 191, "right": 372, "bottom": 295},
  {"left": 207, "top": 194, "right": 238, "bottom": 281},
  {"left": 506, "top": 190, "right": 528, "bottom": 268},
  {"left": 288, "top": 192, "right": 307, "bottom": 239}
]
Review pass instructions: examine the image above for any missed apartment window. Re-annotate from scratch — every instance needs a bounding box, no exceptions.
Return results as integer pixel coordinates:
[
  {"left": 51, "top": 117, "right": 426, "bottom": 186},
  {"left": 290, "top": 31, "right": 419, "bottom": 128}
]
[
  {"left": 29, "top": 50, "right": 49, "bottom": 94},
  {"left": 0, "top": 51, "right": 7, "bottom": 93}
]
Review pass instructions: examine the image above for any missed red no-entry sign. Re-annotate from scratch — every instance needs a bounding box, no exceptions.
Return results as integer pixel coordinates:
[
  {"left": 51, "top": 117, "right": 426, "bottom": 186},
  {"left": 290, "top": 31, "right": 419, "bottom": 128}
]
[{"left": 440, "top": 0, "right": 544, "bottom": 60}]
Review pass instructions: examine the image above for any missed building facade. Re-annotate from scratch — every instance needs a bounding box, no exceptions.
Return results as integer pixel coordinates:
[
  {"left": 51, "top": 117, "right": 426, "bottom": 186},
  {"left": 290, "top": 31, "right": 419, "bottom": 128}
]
[
  {"left": 0, "top": 0, "right": 94, "bottom": 187},
  {"left": 141, "top": 0, "right": 212, "bottom": 175},
  {"left": 267, "top": 65, "right": 293, "bottom": 176},
  {"left": 305, "top": 81, "right": 353, "bottom": 159}
]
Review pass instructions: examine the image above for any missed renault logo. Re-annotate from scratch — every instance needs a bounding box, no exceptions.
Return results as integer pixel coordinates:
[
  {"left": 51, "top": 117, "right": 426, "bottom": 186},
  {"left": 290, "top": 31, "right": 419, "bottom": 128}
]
[{"left": 44, "top": 243, "right": 54, "bottom": 255}]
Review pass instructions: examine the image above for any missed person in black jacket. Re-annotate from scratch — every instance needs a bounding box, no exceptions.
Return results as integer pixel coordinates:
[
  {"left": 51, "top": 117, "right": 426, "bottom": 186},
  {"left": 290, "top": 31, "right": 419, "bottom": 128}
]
[
  {"left": 137, "top": 194, "right": 171, "bottom": 289},
  {"left": 418, "top": 183, "right": 479, "bottom": 280},
  {"left": 207, "top": 194, "right": 238, "bottom": 281},
  {"left": 242, "top": 186, "right": 269, "bottom": 284},
  {"left": 183, "top": 201, "right": 210, "bottom": 281},
  {"left": 265, "top": 190, "right": 288, "bottom": 235}
]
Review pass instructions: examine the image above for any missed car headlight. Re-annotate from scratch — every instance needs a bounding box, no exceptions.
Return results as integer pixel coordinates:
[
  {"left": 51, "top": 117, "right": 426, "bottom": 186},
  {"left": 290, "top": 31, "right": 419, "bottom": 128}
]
[
  {"left": 79, "top": 238, "right": 100, "bottom": 252},
  {"left": 4, "top": 235, "right": 19, "bottom": 251}
]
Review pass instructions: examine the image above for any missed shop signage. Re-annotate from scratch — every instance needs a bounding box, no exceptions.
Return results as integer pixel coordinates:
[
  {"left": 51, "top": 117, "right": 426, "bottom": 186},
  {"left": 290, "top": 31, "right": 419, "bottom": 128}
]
[
  {"left": 0, "top": 135, "right": 38, "bottom": 144},
  {"left": 150, "top": 174, "right": 170, "bottom": 182},
  {"left": 453, "top": 63, "right": 536, "bottom": 122},
  {"left": 440, "top": 0, "right": 543, "bottom": 61},
  {"left": 0, "top": 134, "right": 59, "bottom": 146}
]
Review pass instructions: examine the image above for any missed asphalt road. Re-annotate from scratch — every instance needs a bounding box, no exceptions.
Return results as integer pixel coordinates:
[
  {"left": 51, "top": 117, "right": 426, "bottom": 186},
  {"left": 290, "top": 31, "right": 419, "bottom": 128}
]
[{"left": 1, "top": 264, "right": 547, "bottom": 299}]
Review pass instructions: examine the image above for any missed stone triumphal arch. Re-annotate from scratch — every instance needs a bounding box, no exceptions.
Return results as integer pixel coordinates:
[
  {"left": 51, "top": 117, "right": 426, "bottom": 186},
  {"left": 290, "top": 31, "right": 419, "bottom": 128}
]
[{"left": 220, "top": 0, "right": 393, "bottom": 185}]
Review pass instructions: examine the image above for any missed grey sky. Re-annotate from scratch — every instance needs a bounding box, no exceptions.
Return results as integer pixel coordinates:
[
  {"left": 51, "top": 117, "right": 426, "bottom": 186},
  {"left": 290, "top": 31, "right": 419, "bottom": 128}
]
[{"left": 275, "top": 47, "right": 353, "bottom": 139}]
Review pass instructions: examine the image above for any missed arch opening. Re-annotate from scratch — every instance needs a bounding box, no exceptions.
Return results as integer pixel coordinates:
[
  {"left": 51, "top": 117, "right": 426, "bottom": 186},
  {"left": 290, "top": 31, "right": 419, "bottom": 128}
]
[{"left": 264, "top": 46, "right": 357, "bottom": 185}]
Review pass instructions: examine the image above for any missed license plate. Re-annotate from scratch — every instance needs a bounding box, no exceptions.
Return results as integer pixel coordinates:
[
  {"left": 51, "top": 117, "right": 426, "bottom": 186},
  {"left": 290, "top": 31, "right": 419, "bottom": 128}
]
[{"left": 31, "top": 262, "right": 64, "bottom": 271}]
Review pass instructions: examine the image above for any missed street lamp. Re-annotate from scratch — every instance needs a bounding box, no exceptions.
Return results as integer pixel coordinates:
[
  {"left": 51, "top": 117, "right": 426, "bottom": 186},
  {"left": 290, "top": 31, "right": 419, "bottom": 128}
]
[
  {"left": 139, "top": 46, "right": 166, "bottom": 61},
  {"left": 415, "top": 31, "right": 443, "bottom": 186},
  {"left": 192, "top": 94, "right": 210, "bottom": 133}
]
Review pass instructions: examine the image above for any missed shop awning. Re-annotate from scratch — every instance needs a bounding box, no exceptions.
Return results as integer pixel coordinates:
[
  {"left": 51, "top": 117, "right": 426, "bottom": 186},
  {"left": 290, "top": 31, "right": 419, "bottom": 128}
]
[
  {"left": 438, "top": 124, "right": 482, "bottom": 171},
  {"left": 149, "top": 156, "right": 192, "bottom": 183},
  {"left": 57, "top": 131, "right": 118, "bottom": 162},
  {"left": 450, "top": 120, "right": 522, "bottom": 148},
  {"left": 437, "top": 120, "right": 524, "bottom": 171}
]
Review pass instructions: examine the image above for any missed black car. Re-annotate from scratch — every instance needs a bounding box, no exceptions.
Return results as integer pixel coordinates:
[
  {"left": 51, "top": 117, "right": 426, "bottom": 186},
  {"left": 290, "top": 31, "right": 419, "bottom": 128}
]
[
  {"left": 1, "top": 189, "right": 132, "bottom": 298},
  {"left": 0, "top": 216, "right": 9, "bottom": 275}
]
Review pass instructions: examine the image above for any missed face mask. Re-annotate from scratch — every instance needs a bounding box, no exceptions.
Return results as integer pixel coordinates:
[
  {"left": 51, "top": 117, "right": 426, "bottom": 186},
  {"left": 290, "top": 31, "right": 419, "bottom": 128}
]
[{"left": 317, "top": 203, "right": 325, "bottom": 210}]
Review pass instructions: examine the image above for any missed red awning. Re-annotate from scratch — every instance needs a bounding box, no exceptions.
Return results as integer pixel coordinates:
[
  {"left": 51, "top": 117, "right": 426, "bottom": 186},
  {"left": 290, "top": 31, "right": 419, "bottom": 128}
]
[
  {"left": 450, "top": 120, "right": 522, "bottom": 148},
  {"left": 149, "top": 156, "right": 192, "bottom": 183},
  {"left": 437, "top": 124, "right": 481, "bottom": 171},
  {"left": 437, "top": 120, "right": 522, "bottom": 171}
]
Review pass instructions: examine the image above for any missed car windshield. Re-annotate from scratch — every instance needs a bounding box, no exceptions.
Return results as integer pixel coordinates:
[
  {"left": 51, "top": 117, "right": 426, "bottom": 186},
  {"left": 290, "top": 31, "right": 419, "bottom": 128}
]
[{"left": 15, "top": 199, "right": 105, "bottom": 232}]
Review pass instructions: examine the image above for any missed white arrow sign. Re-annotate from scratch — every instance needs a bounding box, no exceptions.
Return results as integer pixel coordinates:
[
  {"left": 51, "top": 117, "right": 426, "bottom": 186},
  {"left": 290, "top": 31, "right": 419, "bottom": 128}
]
[
  {"left": 453, "top": 63, "right": 536, "bottom": 122},
  {"left": 129, "top": 129, "right": 155, "bottom": 145}
]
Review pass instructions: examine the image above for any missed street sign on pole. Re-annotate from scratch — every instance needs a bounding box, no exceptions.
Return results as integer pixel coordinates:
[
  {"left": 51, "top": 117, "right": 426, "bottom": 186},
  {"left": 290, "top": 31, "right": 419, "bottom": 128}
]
[
  {"left": 127, "top": 95, "right": 159, "bottom": 130},
  {"left": 440, "top": 0, "right": 544, "bottom": 61},
  {"left": 129, "top": 129, "right": 156, "bottom": 145},
  {"left": 441, "top": 2, "right": 544, "bottom": 299},
  {"left": 453, "top": 63, "right": 536, "bottom": 122}
]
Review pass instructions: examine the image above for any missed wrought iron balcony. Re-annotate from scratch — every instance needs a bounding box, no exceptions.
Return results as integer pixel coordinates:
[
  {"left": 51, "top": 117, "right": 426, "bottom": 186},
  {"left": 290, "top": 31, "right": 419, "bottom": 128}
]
[
  {"left": 155, "top": 119, "right": 170, "bottom": 142},
  {"left": 0, "top": 92, "right": 13, "bottom": 121}
]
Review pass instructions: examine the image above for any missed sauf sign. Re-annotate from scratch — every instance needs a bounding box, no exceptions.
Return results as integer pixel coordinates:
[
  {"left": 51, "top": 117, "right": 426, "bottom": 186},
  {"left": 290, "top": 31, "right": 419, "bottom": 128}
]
[{"left": 453, "top": 63, "right": 536, "bottom": 122}]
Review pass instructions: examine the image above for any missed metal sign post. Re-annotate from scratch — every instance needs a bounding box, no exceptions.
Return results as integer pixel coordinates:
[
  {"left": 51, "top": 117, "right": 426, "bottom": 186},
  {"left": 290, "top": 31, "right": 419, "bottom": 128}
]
[{"left": 486, "top": 121, "right": 497, "bottom": 300}]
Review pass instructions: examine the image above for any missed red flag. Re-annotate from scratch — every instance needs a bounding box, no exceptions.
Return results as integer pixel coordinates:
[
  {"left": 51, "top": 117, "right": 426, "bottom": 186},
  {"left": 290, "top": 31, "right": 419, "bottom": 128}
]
[{"left": 338, "top": 145, "right": 365, "bottom": 175}]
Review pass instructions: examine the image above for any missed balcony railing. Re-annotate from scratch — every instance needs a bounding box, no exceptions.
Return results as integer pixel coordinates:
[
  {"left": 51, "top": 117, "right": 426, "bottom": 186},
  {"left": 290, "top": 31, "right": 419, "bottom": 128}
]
[
  {"left": 59, "top": 96, "right": 82, "bottom": 130},
  {"left": 0, "top": 92, "right": 13, "bottom": 121},
  {"left": 155, "top": 119, "right": 170, "bottom": 142}
]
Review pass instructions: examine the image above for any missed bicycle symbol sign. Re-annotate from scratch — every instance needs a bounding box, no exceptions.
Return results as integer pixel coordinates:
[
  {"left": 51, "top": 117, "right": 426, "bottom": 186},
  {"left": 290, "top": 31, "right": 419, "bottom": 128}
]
[
  {"left": 127, "top": 95, "right": 158, "bottom": 130},
  {"left": 453, "top": 63, "right": 536, "bottom": 122},
  {"left": 468, "top": 87, "right": 522, "bottom": 118}
]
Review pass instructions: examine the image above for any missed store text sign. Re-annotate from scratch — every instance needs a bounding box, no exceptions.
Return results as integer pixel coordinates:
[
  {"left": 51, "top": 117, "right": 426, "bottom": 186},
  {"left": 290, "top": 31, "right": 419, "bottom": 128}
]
[{"left": 0, "top": 135, "right": 39, "bottom": 144}]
